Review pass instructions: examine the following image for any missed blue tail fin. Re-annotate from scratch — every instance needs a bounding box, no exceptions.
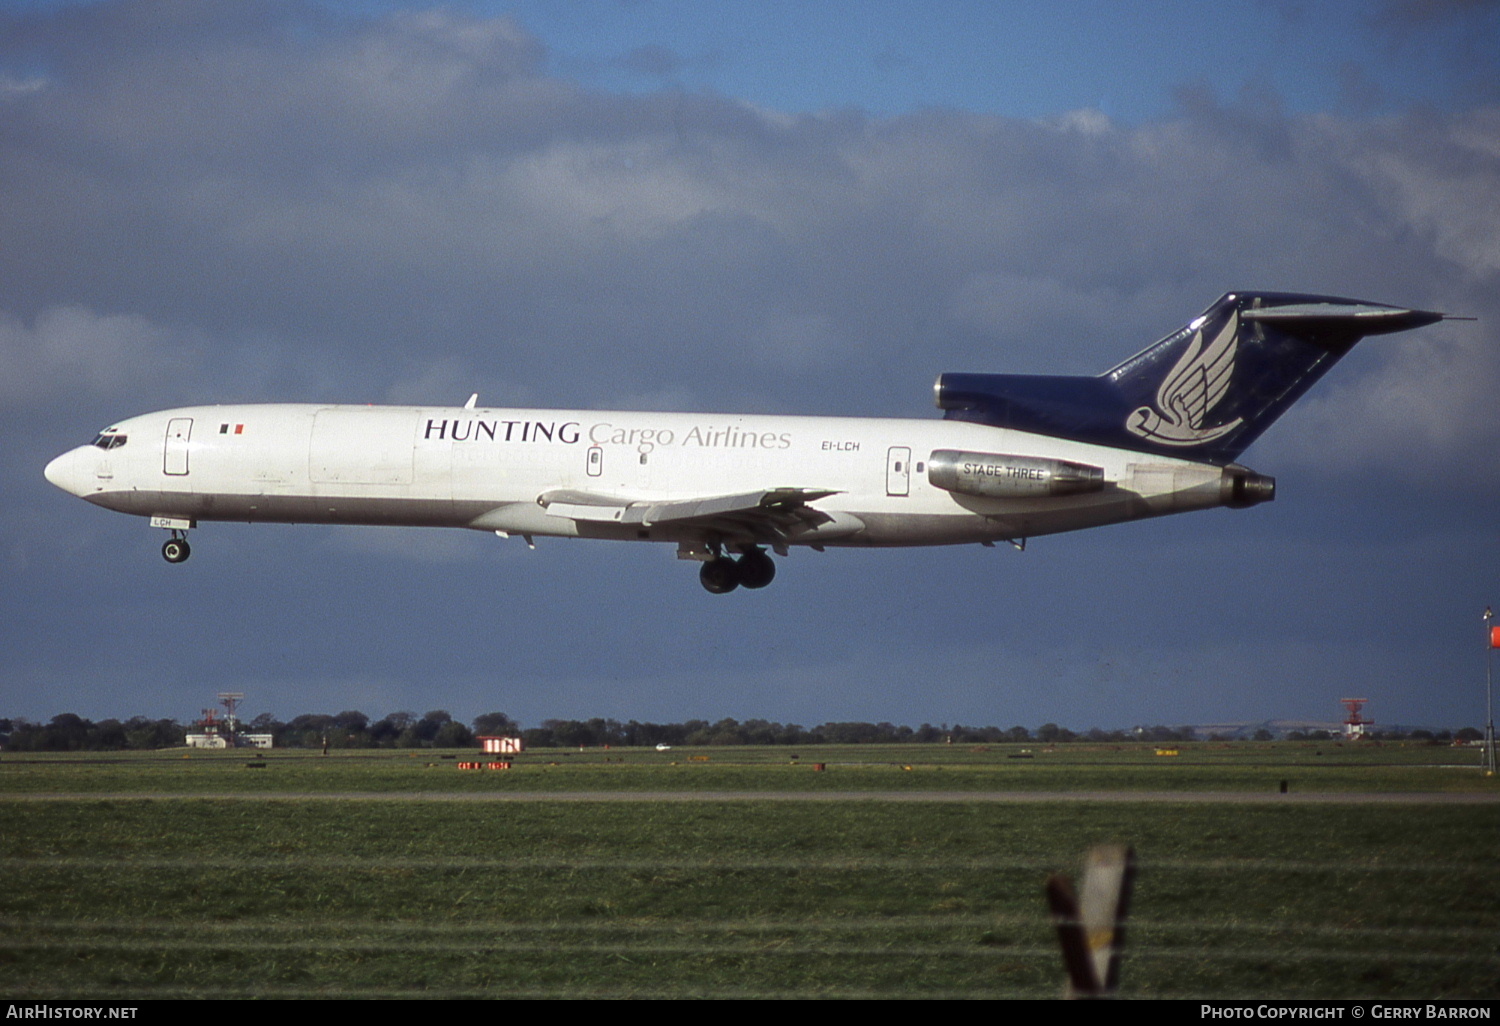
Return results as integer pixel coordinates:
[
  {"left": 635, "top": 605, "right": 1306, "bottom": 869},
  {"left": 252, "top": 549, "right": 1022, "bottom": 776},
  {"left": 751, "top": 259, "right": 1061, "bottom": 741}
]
[{"left": 935, "top": 292, "right": 1443, "bottom": 465}]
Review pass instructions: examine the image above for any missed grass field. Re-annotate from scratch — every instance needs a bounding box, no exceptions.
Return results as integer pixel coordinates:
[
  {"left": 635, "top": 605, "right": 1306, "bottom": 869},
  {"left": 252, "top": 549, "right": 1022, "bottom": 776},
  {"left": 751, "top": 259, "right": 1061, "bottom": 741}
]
[
  {"left": 1, "top": 738, "right": 1492, "bottom": 794},
  {"left": 1, "top": 743, "right": 1496, "bottom": 999}
]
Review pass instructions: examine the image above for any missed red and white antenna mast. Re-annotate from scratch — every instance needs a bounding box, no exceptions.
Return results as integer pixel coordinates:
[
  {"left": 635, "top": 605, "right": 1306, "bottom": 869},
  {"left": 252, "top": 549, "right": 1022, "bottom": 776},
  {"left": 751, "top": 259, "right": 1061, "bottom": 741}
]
[
  {"left": 218, "top": 692, "right": 245, "bottom": 736},
  {"left": 1340, "top": 698, "right": 1372, "bottom": 739}
]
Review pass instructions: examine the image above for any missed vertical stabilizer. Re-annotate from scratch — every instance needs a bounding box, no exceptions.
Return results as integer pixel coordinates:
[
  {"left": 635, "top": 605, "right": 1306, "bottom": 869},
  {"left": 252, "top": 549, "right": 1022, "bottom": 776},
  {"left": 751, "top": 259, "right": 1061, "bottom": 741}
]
[{"left": 935, "top": 292, "right": 1444, "bottom": 465}]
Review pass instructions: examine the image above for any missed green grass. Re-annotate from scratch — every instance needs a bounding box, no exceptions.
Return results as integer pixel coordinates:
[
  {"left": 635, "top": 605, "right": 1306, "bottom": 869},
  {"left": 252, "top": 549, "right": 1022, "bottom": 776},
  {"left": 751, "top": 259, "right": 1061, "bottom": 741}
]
[
  {"left": 0, "top": 740, "right": 1491, "bottom": 794},
  {"left": 0, "top": 746, "right": 1496, "bottom": 998}
]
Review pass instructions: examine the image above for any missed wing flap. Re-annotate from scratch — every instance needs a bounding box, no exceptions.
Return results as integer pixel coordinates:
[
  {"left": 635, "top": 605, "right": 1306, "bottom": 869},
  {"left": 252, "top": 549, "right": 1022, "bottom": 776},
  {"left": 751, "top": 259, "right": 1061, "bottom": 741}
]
[
  {"left": 536, "top": 486, "right": 846, "bottom": 544},
  {"left": 628, "top": 487, "right": 838, "bottom": 526}
]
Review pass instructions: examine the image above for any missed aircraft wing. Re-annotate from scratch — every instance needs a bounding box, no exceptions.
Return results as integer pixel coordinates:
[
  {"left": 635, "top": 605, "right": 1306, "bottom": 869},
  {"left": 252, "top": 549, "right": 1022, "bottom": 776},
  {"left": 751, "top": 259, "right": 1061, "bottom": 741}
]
[{"left": 537, "top": 486, "right": 843, "bottom": 550}]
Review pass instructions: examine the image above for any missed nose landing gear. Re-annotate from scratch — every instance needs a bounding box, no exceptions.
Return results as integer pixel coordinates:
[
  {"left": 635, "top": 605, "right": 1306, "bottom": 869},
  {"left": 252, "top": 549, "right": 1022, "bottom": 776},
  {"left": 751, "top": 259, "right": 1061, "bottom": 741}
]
[
  {"left": 697, "top": 546, "right": 777, "bottom": 594},
  {"left": 161, "top": 531, "right": 191, "bottom": 563},
  {"left": 150, "top": 517, "right": 196, "bottom": 564}
]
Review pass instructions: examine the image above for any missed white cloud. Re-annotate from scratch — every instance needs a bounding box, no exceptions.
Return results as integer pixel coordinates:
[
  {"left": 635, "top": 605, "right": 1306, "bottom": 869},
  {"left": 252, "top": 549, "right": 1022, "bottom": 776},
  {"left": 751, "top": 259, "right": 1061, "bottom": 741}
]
[
  {"left": 0, "top": 306, "right": 198, "bottom": 410},
  {"left": 1264, "top": 319, "right": 1500, "bottom": 484}
]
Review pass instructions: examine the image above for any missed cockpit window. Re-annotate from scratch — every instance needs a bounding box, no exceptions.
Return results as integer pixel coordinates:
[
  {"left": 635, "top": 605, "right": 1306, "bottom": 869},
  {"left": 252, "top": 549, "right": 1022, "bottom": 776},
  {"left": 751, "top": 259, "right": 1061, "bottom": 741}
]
[{"left": 90, "top": 432, "right": 128, "bottom": 450}]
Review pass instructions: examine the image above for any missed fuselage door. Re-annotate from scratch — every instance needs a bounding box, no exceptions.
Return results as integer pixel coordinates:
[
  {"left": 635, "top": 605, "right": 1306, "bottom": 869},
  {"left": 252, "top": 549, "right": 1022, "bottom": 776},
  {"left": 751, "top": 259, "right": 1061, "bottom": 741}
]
[
  {"left": 886, "top": 446, "right": 911, "bottom": 497},
  {"left": 312, "top": 409, "right": 416, "bottom": 485},
  {"left": 164, "top": 418, "right": 193, "bottom": 476}
]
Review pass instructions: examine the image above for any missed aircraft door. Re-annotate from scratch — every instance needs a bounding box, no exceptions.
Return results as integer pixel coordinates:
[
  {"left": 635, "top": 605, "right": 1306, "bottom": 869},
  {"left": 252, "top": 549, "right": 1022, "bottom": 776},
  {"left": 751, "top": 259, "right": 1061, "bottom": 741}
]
[
  {"left": 886, "top": 446, "right": 911, "bottom": 497},
  {"left": 636, "top": 447, "right": 653, "bottom": 489},
  {"left": 586, "top": 446, "right": 603, "bottom": 477},
  {"left": 164, "top": 418, "right": 193, "bottom": 476}
]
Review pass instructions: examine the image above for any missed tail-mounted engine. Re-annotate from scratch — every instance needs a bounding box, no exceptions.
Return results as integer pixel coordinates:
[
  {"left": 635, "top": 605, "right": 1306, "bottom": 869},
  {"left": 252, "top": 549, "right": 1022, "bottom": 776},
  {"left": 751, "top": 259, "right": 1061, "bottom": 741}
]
[
  {"left": 1220, "top": 465, "right": 1275, "bottom": 508},
  {"left": 928, "top": 450, "right": 1105, "bottom": 499}
]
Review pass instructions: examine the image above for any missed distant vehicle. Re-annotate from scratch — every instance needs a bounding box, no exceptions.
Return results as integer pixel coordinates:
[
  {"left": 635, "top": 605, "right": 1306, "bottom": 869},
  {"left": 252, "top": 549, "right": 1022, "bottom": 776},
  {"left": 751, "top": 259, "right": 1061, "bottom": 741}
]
[{"left": 45, "top": 292, "right": 1444, "bottom": 592}]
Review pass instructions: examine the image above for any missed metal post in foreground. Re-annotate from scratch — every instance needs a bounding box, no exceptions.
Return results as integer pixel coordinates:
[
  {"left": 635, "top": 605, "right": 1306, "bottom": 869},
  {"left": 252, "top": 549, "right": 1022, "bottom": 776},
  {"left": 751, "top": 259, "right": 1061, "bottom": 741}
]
[{"left": 1045, "top": 843, "right": 1136, "bottom": 999}]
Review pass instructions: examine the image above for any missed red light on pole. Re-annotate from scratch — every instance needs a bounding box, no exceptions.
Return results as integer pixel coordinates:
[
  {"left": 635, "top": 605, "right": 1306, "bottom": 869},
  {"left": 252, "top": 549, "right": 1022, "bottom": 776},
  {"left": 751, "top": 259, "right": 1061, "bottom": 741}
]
[{"left": 1486, "top": 608, "right": 1496, "bottom": 776}]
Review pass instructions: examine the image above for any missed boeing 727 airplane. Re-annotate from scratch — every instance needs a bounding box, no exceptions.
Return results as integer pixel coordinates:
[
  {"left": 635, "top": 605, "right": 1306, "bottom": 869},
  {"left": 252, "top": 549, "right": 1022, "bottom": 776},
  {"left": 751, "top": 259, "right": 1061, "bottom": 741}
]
[{"left": 44, "top": 292, "right": 1445, "bottom": 592}]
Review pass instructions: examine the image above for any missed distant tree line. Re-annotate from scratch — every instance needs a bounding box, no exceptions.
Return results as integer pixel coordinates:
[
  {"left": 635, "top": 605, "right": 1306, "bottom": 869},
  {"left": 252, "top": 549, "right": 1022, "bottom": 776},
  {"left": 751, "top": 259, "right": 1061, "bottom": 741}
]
[
  {"left": 0, "top": 714, "right": 185, "bottom": 752},
  {"left": 0, "top": 713, "right": 1483, "bottom": 752},
  {"left": 1280, "top": 727, "right": 1481, "bottom": 743}
]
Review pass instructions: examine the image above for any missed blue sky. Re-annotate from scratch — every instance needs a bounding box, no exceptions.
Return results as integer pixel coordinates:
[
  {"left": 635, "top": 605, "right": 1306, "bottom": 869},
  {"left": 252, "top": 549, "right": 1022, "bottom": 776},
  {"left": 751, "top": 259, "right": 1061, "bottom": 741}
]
[
  {"left": 3, "top": 0, "right": 1498, "bottom": 733},
  {"left": 492, "top": 0, "right": 1497, "bottom": 120}
]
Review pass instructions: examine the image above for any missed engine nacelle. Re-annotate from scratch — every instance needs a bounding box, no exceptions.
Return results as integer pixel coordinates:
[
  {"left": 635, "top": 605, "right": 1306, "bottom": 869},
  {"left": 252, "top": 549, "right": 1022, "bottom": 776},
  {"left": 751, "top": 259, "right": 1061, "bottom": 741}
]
[
  {"left": 928, "top": 449, "right": 1105, "bottom": 499},
  {"left": 1219, "top": 465, "right": 1275, "bottom": 508}
]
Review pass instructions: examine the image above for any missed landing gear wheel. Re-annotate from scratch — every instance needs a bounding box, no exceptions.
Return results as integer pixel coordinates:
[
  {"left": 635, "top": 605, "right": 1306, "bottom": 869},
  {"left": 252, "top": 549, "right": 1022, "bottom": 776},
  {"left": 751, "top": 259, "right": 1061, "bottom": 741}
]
[
  {"left": 736, "top": 548, "right": 776, "bottom": 589},
  {"left": 699, "top": 557, "right": 740, "bottom": 594},
  {"left": 162, "top": 538, "right": 191, "bottom": 564}
]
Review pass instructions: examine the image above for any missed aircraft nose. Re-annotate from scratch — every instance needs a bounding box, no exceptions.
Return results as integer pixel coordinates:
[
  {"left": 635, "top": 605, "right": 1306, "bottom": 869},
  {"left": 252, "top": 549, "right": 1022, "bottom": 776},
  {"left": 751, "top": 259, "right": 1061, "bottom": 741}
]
[{"left": 44, "top": 447, "right": 91, "bottom": 497}]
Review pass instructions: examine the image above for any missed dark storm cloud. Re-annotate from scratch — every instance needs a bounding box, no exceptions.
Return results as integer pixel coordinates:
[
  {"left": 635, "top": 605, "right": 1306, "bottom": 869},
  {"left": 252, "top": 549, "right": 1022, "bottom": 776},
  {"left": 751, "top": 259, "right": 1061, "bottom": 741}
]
[{"left": 3, "top": 2, "right": 1496, "bottom": 728}]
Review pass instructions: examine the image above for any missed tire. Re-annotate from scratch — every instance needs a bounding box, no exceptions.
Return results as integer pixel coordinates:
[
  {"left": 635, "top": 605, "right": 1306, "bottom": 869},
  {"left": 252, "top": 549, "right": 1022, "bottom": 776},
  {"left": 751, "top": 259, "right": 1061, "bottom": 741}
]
[
  {"left": 699, "top": 558, "right": 740, "bottom": 594},
  {"left": 737, "top": 549, "right": 776, "bottom": 589},
  {"left": 162, "top": 539, "right": 191, "bottom": 563}
]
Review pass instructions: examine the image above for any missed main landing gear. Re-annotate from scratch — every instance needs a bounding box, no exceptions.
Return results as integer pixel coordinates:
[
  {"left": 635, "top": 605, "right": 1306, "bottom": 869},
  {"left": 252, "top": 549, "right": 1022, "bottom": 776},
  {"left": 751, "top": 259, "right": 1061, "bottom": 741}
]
[
  {"left": 698, "top": 547, "right": 776, "bottom": 594},
  {"left": 161, "top": 531, "right": 191, "bottom": 564}
]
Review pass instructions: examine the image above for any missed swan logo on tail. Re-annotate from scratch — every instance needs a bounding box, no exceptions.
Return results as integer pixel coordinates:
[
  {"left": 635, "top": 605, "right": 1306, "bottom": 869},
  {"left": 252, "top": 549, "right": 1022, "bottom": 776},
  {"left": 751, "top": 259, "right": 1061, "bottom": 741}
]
[{"left": 1125, "top": 312, "right": 1244, "bottom": 447}]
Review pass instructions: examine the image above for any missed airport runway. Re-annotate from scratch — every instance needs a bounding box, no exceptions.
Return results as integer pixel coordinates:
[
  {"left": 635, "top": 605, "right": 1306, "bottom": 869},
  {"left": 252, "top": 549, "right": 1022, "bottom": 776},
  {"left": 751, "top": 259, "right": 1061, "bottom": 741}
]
[{"left": 3, "top": 790, "right": 1498, "bottom": 803}]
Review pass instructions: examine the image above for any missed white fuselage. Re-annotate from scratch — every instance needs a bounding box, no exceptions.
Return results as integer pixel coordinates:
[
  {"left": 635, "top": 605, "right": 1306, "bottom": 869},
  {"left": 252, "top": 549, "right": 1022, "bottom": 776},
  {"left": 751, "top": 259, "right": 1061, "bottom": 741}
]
[{"left": 44, "top": 403, "right": 1253, "bottom": 550}]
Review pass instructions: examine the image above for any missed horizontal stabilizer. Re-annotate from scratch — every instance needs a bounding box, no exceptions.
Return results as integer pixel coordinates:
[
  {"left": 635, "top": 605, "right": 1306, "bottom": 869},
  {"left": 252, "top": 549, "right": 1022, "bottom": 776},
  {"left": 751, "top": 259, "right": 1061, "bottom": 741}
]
[{"left": 1240, "top": 302, "right": 1443, "bottom": 336}]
